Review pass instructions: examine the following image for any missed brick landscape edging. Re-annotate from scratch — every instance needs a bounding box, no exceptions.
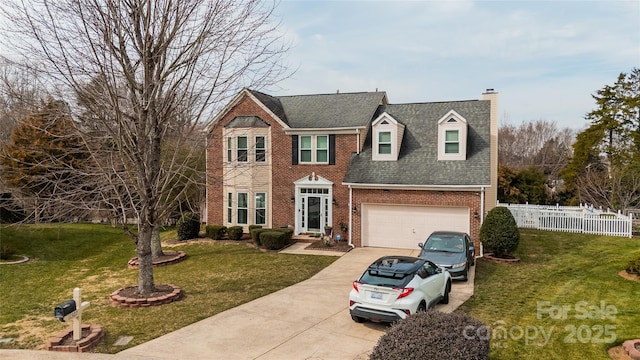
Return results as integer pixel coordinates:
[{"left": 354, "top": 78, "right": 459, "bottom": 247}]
[
  {"left": 47, "top": 324, "right": 104, "bottom": 352},
  {"left": 127, "top": 251, "right": 186, "bottom": 268},
  {"left": 109, "top": 284, "right": 183, "bottom": 308}
]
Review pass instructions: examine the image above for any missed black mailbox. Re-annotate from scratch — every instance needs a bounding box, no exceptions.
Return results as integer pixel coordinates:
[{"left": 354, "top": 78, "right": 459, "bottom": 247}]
[{"left": 54, "top": 300, "right": 76, "bottom": 322}]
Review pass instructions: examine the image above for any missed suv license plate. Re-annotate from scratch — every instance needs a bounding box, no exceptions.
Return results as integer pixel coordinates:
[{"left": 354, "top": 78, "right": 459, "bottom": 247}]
[{"left": 371, "top": 291, "right": 383, "bottom": 300}]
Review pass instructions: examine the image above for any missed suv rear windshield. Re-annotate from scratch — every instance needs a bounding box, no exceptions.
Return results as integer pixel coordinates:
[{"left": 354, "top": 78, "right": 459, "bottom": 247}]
[{"left": 358, "top": 257, "right": 423, "bottom": 288}]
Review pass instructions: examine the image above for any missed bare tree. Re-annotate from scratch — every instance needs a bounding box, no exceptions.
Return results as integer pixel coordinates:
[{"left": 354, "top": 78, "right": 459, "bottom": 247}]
[
  {"left": 578, "top": 165, "right": 640, "bottom": 211},
  {"left": 1, "top": 0, "right": 288, "bottom": 295}
]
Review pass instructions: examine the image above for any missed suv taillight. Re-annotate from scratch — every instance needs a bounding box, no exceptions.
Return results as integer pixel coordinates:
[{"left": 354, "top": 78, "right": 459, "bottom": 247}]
[
  {"left": 352, "top": 281, "right": 362, "bottom": 293},
  {"left": 394, "top": 287, "right": 414, "bottom": 299}
]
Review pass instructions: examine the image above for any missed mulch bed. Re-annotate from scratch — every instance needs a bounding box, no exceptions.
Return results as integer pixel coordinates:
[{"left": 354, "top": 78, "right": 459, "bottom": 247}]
[{"left": 305, "top": 240, "right": 352, "bottom": 252}]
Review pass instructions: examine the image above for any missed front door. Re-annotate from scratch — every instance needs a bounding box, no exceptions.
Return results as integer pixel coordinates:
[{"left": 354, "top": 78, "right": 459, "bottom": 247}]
[
  {"left": 294, "top": 174, "right": 334, "bottom": 235},
  {"left": 307, "top": 196, "right": 321, "bottom": 232}
]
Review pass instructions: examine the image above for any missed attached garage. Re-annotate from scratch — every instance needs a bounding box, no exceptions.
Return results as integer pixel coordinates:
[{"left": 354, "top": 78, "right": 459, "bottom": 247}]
[{"left": 361, "top": 204, "right": 470, "bottom": 249}]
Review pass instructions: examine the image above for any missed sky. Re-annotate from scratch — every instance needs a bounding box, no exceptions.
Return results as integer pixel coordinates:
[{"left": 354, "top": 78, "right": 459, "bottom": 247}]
[{"left": 266, "top": 0, "right": 640, "bottom": 130}]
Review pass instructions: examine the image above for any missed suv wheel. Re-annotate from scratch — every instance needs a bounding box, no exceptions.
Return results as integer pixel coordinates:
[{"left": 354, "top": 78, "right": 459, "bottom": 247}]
[{"left": 441, "top": 281, "right": 451, "bottom": 304}]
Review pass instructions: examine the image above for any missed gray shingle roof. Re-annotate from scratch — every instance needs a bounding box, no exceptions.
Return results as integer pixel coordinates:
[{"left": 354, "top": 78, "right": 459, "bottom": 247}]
[
  {"left": 275, "top": 92, "right": 387, "bottom": 128},
  {"left": 343, "top": 100, "right": 491, "bottom": 187}
]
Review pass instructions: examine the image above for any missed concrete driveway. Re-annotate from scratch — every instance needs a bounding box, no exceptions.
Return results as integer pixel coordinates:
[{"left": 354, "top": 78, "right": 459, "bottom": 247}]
[{"left": 0, "top": 245, "right": 474, "bottom": 360}]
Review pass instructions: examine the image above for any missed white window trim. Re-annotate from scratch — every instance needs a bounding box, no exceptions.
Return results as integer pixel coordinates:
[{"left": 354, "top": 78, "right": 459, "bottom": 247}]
[
  {"left": 437, "top": 110, "right": 467, "bottom": 161},
  {"left": 371, "top": 112, "right": 403, "bottom": 161},
  {"left": 227, "top": 192, "right": 233, "bottom": 223},
  {"left": 299, "top": 135, "right": 329, "bottom": 164},
  {"left": 255, "top": 135, "right": 266, "bottom": 162},
  {"left": 255, "top": 192, "right": 266, "bottom": 225},
  {"left": 444, "top": 129, "right": 460, "bottom": 154},
  {"left": 237, "top": 136, "right": 248, "bottom": 162},
  {"left": 237, "top": 192, "right": 248, "bottom": 225}
]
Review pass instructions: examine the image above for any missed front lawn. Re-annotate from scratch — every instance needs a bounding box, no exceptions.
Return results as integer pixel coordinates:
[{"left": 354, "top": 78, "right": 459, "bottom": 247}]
[
  {"left": 0, "top": 223, "right": 338, "bottom": 353},
  {"left": 460, "top": 229, "right": 640, "bottom": 360}
]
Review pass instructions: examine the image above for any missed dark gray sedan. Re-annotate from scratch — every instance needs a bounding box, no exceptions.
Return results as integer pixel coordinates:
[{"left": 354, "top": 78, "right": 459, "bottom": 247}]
[{"left": 418, "top": 231, "right": 475, "bottom": 281}]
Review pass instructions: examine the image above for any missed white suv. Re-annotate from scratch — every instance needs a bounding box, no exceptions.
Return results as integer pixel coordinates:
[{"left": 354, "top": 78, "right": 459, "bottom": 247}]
[{"left": 349, "top": 256, "right": 451, "bottom": 323}]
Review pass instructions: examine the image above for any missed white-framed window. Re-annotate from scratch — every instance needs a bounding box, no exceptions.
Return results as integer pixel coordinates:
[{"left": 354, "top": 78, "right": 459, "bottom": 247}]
[
  {"left": 378, "top": 131, "right": 392, "bottom": 155},
  {"left": 255, "top": 192, "right": 266, "bottom": 225},
  {"left": 444, "top": 130, "right": 460, "bottom": 154},
  {"left": 227, "top": 137, "right": 232, "bottom": 162},
  {"left": 255, "top": 136, "right": 266, "bottom": 162},
  {"left": 437, "top": 110, "right": 468, "bottom": 161},
  {"left": 227, "top": 192, "right": 233, "bottom": 223},
  {"left": 299, "top": 135, "right": 329, "bottom": 164},
  {"left": 237, "top": 192, "right": 248, "bottom": 224},
  {"left": 237, "top": 136, "right": 248, "bottom": 162}
]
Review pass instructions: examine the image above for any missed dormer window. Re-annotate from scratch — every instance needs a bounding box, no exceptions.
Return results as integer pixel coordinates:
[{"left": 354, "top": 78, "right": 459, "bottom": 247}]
[
  {"left": 372, "top": 112, "right": 405, "bottom": 161},
  {"left": 438, "top": 111, "right": 467, "bottom": 160},
  {"left": 445, "top": 130, "right": 460, "bottom": 154},
  {"left": 378, "top": 131, "right": 392, "bottom": 154}
]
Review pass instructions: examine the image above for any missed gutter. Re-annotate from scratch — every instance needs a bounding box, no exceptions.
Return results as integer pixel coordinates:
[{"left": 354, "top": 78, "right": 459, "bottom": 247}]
[
  {"left": 478, "top": 187, "right": 485, "bottom": 258},
  {"left": 348, "top": 185, "right": 355, "bottom": 250}
]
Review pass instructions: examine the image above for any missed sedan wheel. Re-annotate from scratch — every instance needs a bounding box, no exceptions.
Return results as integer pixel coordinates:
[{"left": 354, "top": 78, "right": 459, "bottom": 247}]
[{"left": 462, "top": 266, "right": 469, "bottom": 282}]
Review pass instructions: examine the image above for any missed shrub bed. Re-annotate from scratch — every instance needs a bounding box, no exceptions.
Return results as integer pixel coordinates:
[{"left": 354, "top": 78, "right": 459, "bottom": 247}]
[
  {"left": 250, "top": 228, "right": 269, "bottom": 246},
  {"left": 369, "top": 311, "right": 489, "bottom": 360},
  {"left": 205, "top": 225, "right": 226, "bottom": 240},
  {"left": 227, "top": 226, "right": 243, "bottom": 240},
  {"left": 259, "top": 231, "right": 287, "bottom": 250},
  {"left": 176, "top": 212, "right": 201, "bottom": 241}
]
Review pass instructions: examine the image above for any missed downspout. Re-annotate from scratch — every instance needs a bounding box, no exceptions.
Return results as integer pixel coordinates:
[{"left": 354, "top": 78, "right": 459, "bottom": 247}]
[
  {"left": 356, "top": 129, "right": 361, "bottom": 155},
  {"left": 348, "top": 185, "right": 355, "bottom": 249},
  {"left": 479, "top": 187, "right": 485, "bottom": 258}
]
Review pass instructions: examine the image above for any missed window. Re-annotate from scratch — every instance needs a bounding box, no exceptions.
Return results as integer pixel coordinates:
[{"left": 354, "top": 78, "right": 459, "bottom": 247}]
[
  {"left": 227, "top": 137, "right": 232, "bottom": 162},
  {"left": 255, "top": 192, "right": 266, "bottom": 225},
  {"left": 227, "top": 192, "right": 233, "bottom": 223},
  {"left": 316, "top": 136, "right": 328, "bottom": 163},
  {"left": 300, "top": 136, "right": 312, "bottom": 163},
  {"left": 237, "top": 136, "right": 248, "bottom": 162},
  {"left": 299, "top": 135, "right": 329, "bottom": 164},
  {"left": 437, "top": 110, "right": 467, "bottom": 161},
  {"left": 255, "top": 136, "right": 266, "bottom": 162},
  {"left": 378, "top": 131, "right": 391, "bottom": 155},
  {"left": 445, "top": 130, "right": 459, "bottom": 154},
  {"left": 237, "top": 192, "right": 248, "bottom": 224}
]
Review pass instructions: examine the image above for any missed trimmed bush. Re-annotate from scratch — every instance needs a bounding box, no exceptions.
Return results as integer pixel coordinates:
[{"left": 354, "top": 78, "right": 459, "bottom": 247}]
[
  {"left": 227, "top": 226, "right": 244, "bottom": 240},
  {"left": 205, "top": 225, "right": 227, "bottom": 240},
  {"left": 274, "top": 228, "right": 293, "bottom": 244},
  {"left": 369, "top": 311, "right": 489, "bottom": 360},
  {"left": 250, "top": 228, "right": 269, "bottom": 246},
  {"left": 480, "top": 206, "right": 520, "bottom": 257},
  {"left": 248, "top": 225, "right": 262, "bottom": 232},
  {"left": 176, "top": 212, "right": 201, "bottom": 241},
  {"left": 626, "top": 253, "right": 640, "bottom": 274},
  {"left": 259, "top": 231, "right": 287, "bottom": 250}
]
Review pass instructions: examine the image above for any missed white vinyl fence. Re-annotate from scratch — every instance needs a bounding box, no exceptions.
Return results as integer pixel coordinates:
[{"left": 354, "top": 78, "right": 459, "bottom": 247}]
[{"left": 498, "top": 202, "right": 633, "bottom": 238}]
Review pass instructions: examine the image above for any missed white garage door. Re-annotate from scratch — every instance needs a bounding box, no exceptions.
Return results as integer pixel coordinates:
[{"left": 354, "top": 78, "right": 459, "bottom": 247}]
[{"left": 362, "top": 204, "right": 470, "bottom": 249}]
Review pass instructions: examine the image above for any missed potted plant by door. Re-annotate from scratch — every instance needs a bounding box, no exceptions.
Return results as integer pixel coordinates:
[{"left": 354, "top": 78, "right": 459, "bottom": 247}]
[{"left": 324, "top": 225, "right": 333, "bottom": 237}]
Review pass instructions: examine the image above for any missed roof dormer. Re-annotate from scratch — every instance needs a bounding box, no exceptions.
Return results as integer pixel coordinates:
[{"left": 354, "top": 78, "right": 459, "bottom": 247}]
[
  {"left": 437, "top": 110, "right": 468, "bottom": 161},
  {"left": 372, "top": 112, "right": 405, "bottom": 161}
]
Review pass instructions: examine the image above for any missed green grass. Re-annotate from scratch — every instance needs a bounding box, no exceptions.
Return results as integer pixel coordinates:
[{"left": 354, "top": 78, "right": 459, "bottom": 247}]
[
  {"left": 0, "top": 224, "right": 337, "bottom": 352},
  {"left": 459, "top": 229, "right": 640, "bottom": 360}
]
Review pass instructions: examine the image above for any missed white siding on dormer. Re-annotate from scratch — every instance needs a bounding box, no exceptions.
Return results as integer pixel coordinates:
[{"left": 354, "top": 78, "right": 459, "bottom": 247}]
[
  {"left": 371, "top": 112, "right": 405, "bottom": 161},
  {"left": 437, "top": 110, "right": 467, "bottom": 161}
]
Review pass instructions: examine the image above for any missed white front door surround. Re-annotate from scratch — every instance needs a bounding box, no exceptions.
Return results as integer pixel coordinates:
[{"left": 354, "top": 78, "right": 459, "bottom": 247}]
[{"left": 294, "top": 173, "right": 333, "bottom": 234}]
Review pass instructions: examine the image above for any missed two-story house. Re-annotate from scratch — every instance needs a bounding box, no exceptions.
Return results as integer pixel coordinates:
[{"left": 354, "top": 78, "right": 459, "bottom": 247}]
[{"left": 206, "top": 89, "right": 498, "bottom": 253}]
